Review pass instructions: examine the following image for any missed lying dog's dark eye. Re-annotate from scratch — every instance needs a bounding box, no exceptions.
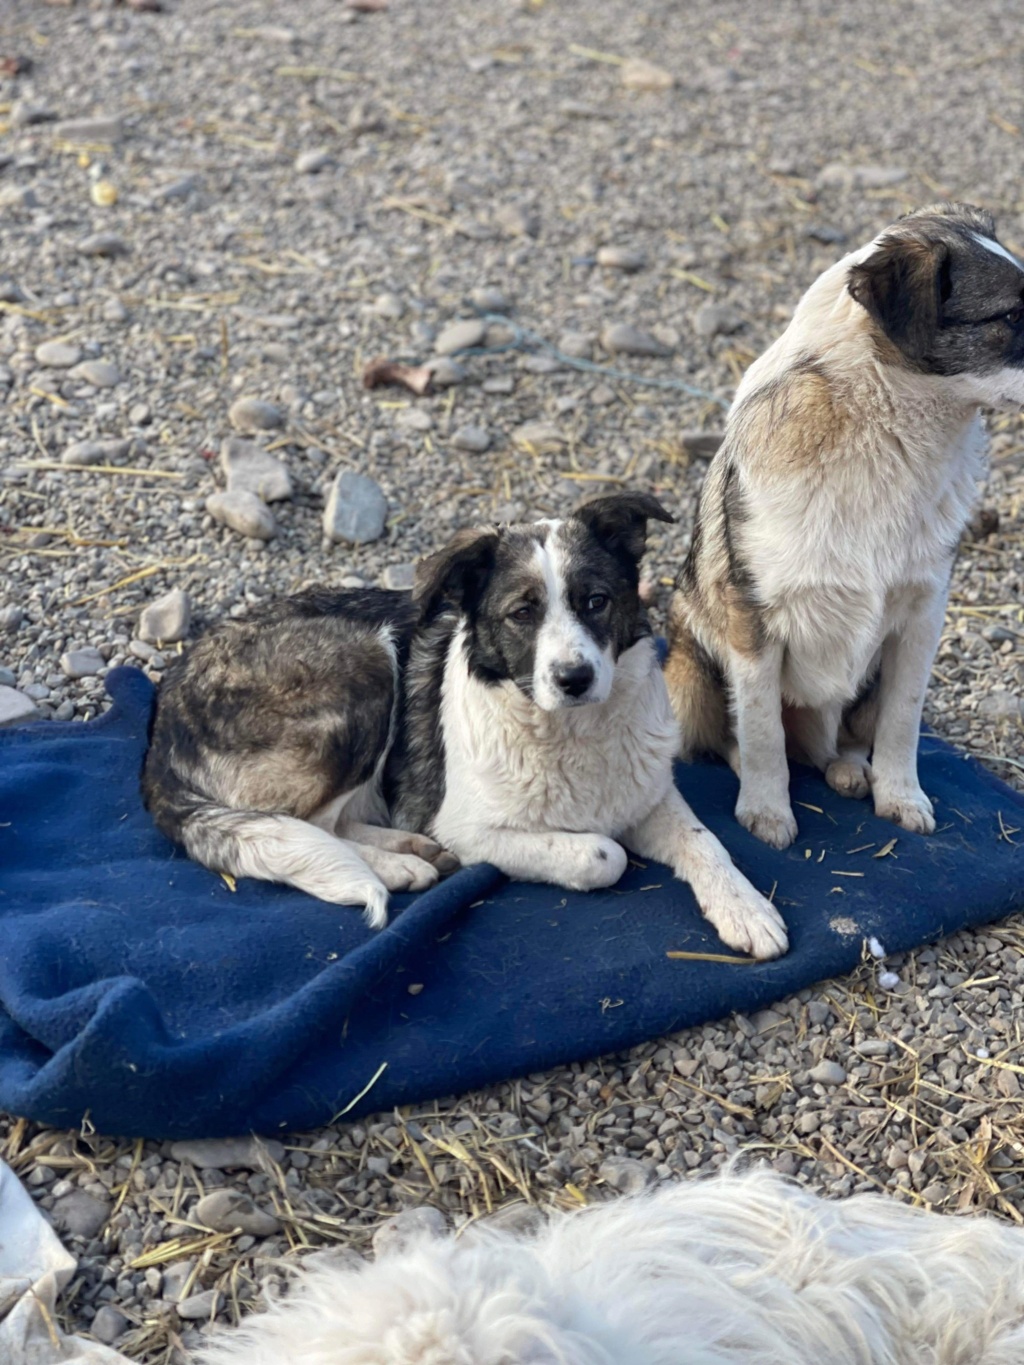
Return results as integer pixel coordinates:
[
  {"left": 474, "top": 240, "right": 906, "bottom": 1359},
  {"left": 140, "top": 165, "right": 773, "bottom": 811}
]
[
  {"left": 1005, "top": 306, "right": 1024, "bottom": 326},
  {"left": 510, "top": 604, "right": 534, "bottom": 623},
  {"left": 586, "top": 593, "right": 609, "bottom": 613}
]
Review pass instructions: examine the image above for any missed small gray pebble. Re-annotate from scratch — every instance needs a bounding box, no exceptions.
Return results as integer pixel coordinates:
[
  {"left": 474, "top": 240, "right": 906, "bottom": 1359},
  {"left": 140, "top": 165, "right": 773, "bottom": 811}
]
[
  {"left": 139, "top": 589, "right": 191, "bottom": 644},
  {"left": 91, "top": 1306, "right": 129, "bottom": 1345},
  {"left": 71, "top": 359, "right": 121, "bottom": 388},
  {"left": 207, "top": 490, "right": 277, "bottom": 541},
  {"left": 195, "top": 1189, "right": 282, "bottom": 1238},
  {"left": 694, "top": 302, "right": 744, "bottom": 340},
  {"left": 469, "top": 286, "right": 509, "bottom": 312},
  {"left": 295, "top": 147, "right": 333, "bottom": 174},
  {"left": 77, "top": 232, "right": 131, "bottom": 258},
  {"left": 35, "top": 341, "right": 82, "bottom": 368},
  {"left": 809, "top": 1060, "right": 847, "bottom": 1086},
  {"left": 54, "top": 116, "right": 122, "bottom": 141},
  {"left": 62, "top": 438, "right": 131, "bottom": 467},
  {"left": 451, "top": 424, "right": 491, "bottom": 453},
  {"left": 600, "top": 323, "right": 672, "bottom": 357},
  {"left": 221, "top": 438, "right": 293, "bottom": 502},
  {"left": 229, "top": 397, "right": 285, "bottom": 434},
  {"left": 176, "top": 1289, "right": 222, "bottom": 1321},
  {"left": 61, "top": 647, "right": 106, "bottom": 679},
  {"left": 599, "top": 1157, "right": 651, "bottom": 1196},
  {"left": 52, "top": 1189, "right": 111, "bottom": 1240},
  {"left": 596, "top": 245, "right": 646, "bottom": 271},
  {"left": 0, "top": 667, "right": 15, "bottom": 687},
  {"left": 434, "top": 319, "right": 487, "bottom": 355}
]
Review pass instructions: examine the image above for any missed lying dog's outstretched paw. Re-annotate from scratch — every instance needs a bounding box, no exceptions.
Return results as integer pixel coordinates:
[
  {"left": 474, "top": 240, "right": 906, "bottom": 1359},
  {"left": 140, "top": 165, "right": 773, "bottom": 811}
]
[
  {"left": 735, "top": 799, "right": 798, "bottom": 850},
  {"left": 873, "top": 784, "right": 935, "bottom": 835},
  {"left": 705, "top": 880, "right": 789, "bottom": 961},
  {"left": 826, "top": 757, "right": 872, "bottom": 801}
]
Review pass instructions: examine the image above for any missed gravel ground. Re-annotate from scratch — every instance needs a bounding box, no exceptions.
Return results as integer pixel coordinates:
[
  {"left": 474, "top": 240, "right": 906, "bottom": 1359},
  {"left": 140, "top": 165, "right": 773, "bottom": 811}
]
[{"left": 1, "top": 0, "right": 1023, "bottom": 1359}]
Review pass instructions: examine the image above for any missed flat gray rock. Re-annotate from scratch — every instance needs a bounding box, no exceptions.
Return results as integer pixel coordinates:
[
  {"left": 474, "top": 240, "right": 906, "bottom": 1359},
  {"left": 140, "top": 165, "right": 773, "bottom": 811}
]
[
  {"left": 451, "top": 424, "right": 491, "bottom": 453},
  {"left": 60, "top": 646, "right": 106, "bottom": 678},
  {"left": 0, "top": 686, "right": 39, "bottom": 727},
  {"left": 139, "top": 588, "right": 191, "bottom": 644},
  {"left": 70, "top": 359, "right": 121, "bottom": 388},
  {"left": 207, "top": 490, "right": 277, "bottom": 540},
  {"left": 323, "top": 470, "right": 388, "bottom": 544},
  {"left": 35, "top": 340, "right": 82, "bottom": 368},
  {"left": 76, "top": 232, "right": 130, "bottom": 258},
  {"left": 51, "top": 1189, "right": 111, "bottom": 1240},
  {"left": 221, "top": 437, "right": 293, "bottom": 502},
  {"left": 434, "top": 319, "right": 487, "bottom": 355},
  {"left": 694, "top": 302, "right": 744, "bottom": 340},
  {"left": 91, "top": 1307, "right": 129, "bottom": 1345},
  {"left": 600, "top": 322, "right": 672, "bottom": 357},
  {"left": 596, "top": 245, "right": 646, "bottom": 271},
  {"left": 229, "top": 396, "right": 285, "bottom": 433},
  {"left": 62, "top": 438, "right": 131, "bottom": 467},
  {"left": 176, "top": 1289, "right": 223, "bottom": 1321},
  {"left": 0, "top": 606, "right": 24, "bottom": 633},
  {"left": 195, "top": 1189, "right": 282, "bottom": 1237},
  {"left": 169, "top": 1136, "right": 286, "bottom": 1170}
]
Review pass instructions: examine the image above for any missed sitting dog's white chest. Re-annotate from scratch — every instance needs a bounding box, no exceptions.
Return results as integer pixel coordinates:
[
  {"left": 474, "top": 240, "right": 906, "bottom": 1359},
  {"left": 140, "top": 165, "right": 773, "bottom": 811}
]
[
  {"left": 431, "top": 636, "right": 677, "bottom": 851},
  {"left": 749, "top": 414, "right": 984, "bottom": 707}
]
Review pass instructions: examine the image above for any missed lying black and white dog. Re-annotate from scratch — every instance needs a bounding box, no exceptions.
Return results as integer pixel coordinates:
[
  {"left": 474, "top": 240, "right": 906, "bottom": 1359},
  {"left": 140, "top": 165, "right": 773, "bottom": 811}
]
[{"left": 142, "top": 494, "right": 787, "bottom": 959}]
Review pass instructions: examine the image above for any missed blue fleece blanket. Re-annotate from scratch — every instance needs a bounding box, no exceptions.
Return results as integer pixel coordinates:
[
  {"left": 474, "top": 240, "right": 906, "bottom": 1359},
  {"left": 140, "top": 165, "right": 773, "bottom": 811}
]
[{"left": 0, "top": 665, "right": 1021, "bottom": 1140}]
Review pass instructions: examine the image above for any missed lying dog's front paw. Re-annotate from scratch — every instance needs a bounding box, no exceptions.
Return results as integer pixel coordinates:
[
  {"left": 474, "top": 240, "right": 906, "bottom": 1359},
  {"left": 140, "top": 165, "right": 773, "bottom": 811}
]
[
  {"left": 705, "top": 880, "right": 789, "bottom": 960},
  {"left": 735, "top": 798, "right": 798, "bottom": 850},
  {"left": 873, "top": 784, "right": 935, "bottom": 835},
  {"left": 826, "top": 757, "right": 872, "bottom": 801},
  {"left": 564, "top": 835, "right": 628, "bottom": 891}
]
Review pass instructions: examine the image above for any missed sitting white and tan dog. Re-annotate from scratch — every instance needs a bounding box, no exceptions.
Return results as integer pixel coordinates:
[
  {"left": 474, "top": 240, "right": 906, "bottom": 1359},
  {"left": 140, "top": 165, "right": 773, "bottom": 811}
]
[
  {"left": 667, "top": 202, "right": 1024, "bottom": 850},
  {"left": 196, "top": 1166, "right": 1024, "bottom": 1365}
]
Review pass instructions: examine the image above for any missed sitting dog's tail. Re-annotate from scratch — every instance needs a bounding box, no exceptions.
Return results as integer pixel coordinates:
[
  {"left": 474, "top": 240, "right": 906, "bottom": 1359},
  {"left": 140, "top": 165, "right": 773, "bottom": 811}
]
[{"left": 141, "top": 766, "right": 389, "bottom": 927}]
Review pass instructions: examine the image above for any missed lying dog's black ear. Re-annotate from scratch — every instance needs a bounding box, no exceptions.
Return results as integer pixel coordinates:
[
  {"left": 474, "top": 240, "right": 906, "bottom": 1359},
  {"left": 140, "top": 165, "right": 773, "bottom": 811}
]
[
  {"left": 413, "top": 526, "right": 500, "bottom": 620},
  {"left": 572, "top": 492, "right": 675, "bottom": 562},
  {"left": 848, "top": 234, "right": 951, "bottom": 363}
]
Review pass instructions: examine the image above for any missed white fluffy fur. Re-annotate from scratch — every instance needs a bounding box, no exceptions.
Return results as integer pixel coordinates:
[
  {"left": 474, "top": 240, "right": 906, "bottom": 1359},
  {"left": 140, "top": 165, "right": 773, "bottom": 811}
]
[
  {"left": 195, "top": 1167, "right": 1024, "bottom": 1365},
  {"left": 710, "top": 233, "right": 1024, "bottom": 848},
  {"left": 432, "top": 632, "right": 787, "bottom": 959}
]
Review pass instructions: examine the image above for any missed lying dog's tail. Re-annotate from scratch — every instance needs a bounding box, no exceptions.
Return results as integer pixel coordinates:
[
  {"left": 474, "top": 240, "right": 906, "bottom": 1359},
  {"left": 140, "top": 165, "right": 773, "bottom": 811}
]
[{"left": 141, "top": 768, "right": 389, "bottom": 927}]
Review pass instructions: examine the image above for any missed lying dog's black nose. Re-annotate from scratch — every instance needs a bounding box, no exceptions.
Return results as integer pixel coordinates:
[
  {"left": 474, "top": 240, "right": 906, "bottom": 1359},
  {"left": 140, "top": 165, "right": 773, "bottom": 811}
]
[{"left": 553, "top": 662, "right": 595, "bottom": 697}]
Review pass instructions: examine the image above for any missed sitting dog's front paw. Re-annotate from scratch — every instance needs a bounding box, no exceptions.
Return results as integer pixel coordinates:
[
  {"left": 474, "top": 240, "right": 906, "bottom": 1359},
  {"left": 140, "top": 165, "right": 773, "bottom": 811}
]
[
  {"left": 826, "top": 757, "right": 872, "bottom": 801},
  {"left": 735, "top": 798, "right": 798, "bottom": 850},
  {"left": 873, "top": 783, "right": 935, "bottom": 835},
  {"left": 564, "top": 835, "right": 628, "bottom": 891},
  {"left": 705, "top": 878, "right": 789, "bottom": 961}
]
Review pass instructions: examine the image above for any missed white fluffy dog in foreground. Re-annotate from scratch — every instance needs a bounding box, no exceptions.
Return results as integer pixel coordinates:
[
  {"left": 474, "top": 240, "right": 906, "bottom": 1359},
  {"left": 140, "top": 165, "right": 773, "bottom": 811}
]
[{"left": 195, "top": 1167, "right": 1024, "bottom": 1365}]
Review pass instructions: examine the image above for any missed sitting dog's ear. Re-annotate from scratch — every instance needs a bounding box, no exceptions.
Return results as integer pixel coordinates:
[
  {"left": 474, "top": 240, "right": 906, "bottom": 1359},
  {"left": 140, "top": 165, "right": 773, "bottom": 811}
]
[
  {"left": 413, "top": 526, "right": 500, "bottom": 620},
  {"left": 848, "top": 234, "right": 951, "bottom": 363},
  {"left": 572, "top": 492, "right": 675, "bottom": 562}
]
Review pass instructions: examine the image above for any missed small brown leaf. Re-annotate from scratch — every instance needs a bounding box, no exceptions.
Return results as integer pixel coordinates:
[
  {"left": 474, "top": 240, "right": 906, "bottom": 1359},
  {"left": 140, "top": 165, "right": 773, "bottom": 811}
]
[{"left": 361, "top": 356, "right": 433, "bottom": 396}]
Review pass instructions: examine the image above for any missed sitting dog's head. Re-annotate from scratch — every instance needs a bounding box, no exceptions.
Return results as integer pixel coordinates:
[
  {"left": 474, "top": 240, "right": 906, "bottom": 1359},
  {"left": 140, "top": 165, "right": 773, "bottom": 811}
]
[
  {"left": 848, "top": 201, "right": 1024, "bottom": 408},
  {"left": 414, "top": 492, "right": 674, "bottom": 711}
]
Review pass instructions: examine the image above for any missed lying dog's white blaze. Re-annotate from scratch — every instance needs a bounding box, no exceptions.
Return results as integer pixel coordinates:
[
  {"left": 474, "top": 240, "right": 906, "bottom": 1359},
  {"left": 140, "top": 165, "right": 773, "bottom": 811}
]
[{"left": 530, "top": 526, "right": 614, "bottom": 711}]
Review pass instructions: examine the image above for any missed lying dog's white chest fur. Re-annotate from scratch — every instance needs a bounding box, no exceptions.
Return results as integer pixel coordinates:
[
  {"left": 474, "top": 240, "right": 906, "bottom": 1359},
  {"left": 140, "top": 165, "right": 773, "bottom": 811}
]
[{"left": 431, "top": 634, "right": 678, "bottom": 852}]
